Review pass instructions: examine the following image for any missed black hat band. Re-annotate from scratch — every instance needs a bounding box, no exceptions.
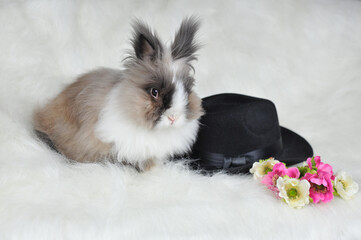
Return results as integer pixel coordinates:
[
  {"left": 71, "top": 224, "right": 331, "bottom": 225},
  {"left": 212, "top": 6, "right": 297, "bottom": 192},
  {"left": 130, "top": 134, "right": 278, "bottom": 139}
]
[{"left": 195, "top": 137, "right": 283, "bottom": 170}]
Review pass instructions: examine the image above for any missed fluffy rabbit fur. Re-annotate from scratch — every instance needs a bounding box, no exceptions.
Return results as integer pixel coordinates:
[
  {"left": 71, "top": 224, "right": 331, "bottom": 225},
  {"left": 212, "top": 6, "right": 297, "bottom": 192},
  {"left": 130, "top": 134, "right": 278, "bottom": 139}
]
[{"left": 33, "top": 17, "right": 204, "bottom": 170}]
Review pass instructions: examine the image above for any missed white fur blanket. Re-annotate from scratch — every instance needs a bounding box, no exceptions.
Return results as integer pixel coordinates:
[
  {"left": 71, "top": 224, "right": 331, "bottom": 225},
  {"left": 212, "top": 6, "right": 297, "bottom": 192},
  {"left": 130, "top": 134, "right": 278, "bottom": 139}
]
[{"left": 1, "top": 1, "right": 361, "bottom": 239}]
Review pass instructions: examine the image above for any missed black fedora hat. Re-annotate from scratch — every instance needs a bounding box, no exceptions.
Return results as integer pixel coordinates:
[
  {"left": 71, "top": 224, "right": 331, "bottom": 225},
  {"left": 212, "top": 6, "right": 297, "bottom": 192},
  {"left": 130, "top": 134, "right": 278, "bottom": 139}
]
[{"left": 190, "top": 93, "right": 313, "bottom": 174}]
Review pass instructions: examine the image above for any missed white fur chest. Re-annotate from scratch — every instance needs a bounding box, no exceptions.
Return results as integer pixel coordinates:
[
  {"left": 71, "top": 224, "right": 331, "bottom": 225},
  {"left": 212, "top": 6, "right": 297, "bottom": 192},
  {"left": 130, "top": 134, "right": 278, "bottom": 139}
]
[{"left": 94, "top": 84, "right": 200, "bottom": 166}]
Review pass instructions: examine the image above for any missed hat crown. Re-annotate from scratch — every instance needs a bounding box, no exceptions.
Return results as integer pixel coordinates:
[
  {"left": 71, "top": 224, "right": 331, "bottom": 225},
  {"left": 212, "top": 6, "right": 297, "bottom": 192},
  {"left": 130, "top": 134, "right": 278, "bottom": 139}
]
[{"left": 194, "top": 94, "right": 281, "bottom": 156}]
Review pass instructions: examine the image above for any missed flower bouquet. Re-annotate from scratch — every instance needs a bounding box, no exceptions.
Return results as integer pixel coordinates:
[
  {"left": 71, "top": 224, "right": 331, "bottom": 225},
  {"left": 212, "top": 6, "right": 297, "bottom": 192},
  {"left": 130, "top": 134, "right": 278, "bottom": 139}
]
[{"left": 250, "top": 156, "right": 359, "bottom": 208}]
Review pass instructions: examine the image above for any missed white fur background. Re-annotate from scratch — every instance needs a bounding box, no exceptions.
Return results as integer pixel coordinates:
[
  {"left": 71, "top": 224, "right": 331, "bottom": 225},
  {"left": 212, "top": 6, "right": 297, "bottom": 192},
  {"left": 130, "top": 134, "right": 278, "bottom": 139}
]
[{"left": 1, "top": 0, "right": 361, "bottom": 239}]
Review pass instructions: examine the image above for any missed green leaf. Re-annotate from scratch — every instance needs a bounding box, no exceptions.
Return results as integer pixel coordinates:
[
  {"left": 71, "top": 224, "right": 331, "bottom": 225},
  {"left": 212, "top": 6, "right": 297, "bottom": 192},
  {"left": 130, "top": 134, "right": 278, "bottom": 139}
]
[
  {"left": 311, "top": 157, "right": 316, "bottom": 167},
  {"left": 332, "top": 181, "right": 340, "bottom": 197},
  {"left": 298, "top": 166, "right": 309, "bottom": 178}
]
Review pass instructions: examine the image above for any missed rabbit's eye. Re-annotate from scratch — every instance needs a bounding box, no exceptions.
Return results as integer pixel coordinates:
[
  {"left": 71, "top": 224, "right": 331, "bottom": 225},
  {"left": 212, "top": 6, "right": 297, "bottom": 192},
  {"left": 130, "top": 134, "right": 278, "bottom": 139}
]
[{"left": 150, "top": 88, "right": 159, "bottom": 99}]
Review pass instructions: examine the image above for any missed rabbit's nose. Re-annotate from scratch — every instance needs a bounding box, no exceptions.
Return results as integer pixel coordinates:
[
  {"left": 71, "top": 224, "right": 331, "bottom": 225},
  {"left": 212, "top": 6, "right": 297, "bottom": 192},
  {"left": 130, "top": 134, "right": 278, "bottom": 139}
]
[{"left": 167, "top": 115, "right": 176, "bottom": 124}]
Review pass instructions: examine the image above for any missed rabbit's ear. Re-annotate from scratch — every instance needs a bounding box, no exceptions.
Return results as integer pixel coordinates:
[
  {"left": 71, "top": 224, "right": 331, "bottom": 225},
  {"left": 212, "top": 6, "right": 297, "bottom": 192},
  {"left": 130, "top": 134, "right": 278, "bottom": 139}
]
[
  {"left": 131, "top": 20, "right": 163, "bottom": 60},
  {"left": 171, "top": 16, "right": 200, "bottom": 61}
]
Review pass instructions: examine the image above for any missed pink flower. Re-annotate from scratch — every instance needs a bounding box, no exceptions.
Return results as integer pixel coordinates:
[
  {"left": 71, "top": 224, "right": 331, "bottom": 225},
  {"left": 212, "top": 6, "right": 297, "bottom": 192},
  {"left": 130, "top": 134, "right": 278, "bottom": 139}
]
[
  {"left": 286, "top": 167, "right": 300, "bottom": 179},
  {"left": 307, "top": 156, "right": 320, "bottom": 169},
  {"left": 307, "top": 156, "right": 333, "bottom": 178},
  {"left": 302, "top": 172, "right": 334, "bottom": 203},
  {"left": 318, "top": 163, "right": 334, "bottom": 180},
  {"left": 307, "top": 156, "right": 324, "bottom": 169},
  {"left": 261, "top": 163, "right": 300, "bottom": 192}
]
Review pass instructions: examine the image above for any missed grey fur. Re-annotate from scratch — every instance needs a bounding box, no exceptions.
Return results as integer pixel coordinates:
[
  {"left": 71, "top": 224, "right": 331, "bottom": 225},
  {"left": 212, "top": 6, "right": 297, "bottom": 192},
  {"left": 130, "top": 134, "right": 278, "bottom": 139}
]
[
  {"left": 171, "top": 16, "right": 200, "bottom": 61},
  {"left": 122, "top": 57, "right": 177, "bottom": 128},
  {"left": 131, "top": 19, "right": 163, "bottom": 60}
]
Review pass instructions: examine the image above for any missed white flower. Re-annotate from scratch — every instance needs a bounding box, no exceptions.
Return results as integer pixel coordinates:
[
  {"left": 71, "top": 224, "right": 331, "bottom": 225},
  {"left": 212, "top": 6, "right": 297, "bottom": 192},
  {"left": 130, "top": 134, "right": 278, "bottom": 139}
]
[
  {"left": 250, "top": 158, "right": 279, "bottom": 179},
  {"left": 334, "top": 171, "right": 359, "bottom": 200},
  {"left": 277, "top": 177, "right": 310, "bottom": 208}
]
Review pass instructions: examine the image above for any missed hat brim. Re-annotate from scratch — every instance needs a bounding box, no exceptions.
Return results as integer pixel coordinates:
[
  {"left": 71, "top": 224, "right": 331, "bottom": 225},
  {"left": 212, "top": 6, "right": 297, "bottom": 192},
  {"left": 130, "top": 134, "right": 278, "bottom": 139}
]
[
  {"left": 276, "top": 127, "right": 313, "bottom": 165},
  {"left": 195, "top": 126, "right": 313, "bottom": 175}
]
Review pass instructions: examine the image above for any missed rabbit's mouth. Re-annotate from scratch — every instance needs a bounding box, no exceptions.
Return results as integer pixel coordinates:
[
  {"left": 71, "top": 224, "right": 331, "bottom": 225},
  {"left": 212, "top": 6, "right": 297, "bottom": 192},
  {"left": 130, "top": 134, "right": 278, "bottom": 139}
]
[{"left": 153, "top": 112, "right": 187, "bottom": 129}]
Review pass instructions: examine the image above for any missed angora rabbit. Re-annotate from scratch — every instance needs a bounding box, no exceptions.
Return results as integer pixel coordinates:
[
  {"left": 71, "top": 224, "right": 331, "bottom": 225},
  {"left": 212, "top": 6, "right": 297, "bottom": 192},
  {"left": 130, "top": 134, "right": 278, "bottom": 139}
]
[{"left": 33, "top": 17, "right": 204, "bottom": 171}]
